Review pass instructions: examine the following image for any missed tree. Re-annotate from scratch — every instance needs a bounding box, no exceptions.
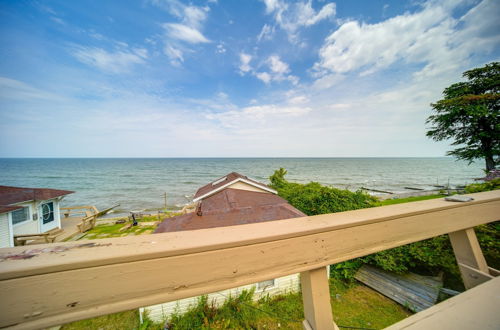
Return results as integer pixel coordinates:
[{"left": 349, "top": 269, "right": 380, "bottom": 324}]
[{"left": 426, "top": 62, "right": 499, "bottom": 171}]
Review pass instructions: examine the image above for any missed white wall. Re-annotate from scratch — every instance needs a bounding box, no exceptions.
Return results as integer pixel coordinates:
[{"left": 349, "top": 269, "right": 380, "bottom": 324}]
[
  {"left": 12, "top": 201, "right": 37, "bottom": 236},
  {"left": 0, "top": 213, "right": 12, "bottom": 248},
  {"left": 142, "top": 273, "right": 300, "bottom": 324}
]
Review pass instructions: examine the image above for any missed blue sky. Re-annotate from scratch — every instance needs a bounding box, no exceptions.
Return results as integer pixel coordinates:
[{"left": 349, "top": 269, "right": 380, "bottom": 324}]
[{"left": 0, "top": 0, "right": 499, "bottom": 157}]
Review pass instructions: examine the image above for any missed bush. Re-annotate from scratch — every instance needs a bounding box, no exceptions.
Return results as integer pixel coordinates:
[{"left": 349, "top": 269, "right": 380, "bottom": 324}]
[
  {"left": 464, "top": 178, "right": 500, "bottom": 193},
  {"left": 269, "top": 168, "right": 377, "bottom": 215}
]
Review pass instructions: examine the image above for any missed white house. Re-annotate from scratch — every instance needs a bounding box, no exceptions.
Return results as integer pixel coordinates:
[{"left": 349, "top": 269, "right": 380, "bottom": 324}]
[
  {"left": 0, "top": 185, "right": 73, "bottom": 248},
  {"left": 142, "top": 172, "right": 306, "bottom": 323}
]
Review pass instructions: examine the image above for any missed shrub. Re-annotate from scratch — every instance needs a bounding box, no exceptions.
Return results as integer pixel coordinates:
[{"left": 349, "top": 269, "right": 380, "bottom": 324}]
[
  {"left": 269, "top": 168, "right": 377, "bottom": 215},
  {"left": 464, "top": 178, "right": 500, "bottom": 193}
]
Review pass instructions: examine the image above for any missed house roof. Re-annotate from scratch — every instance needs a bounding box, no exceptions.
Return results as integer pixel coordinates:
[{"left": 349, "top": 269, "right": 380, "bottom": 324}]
[
  {"left": 192, "top": 172, "right": 277, "bottom": 202},
  {"left": 0, "top": 205, "right": 23, "bottom": 214},
  {"left": 0, "top": 185, "right": 74, "bottom": 211},
  {"left": 155, "top": 188, "right": 306, "bottom": 233}
]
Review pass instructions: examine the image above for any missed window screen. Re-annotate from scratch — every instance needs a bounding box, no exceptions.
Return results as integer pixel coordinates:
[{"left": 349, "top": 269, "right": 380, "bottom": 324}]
[
  {"left": 257, "top": 279, "right": 275, "bottom": 290},
  {"left": 11, "top": 207, "right": 30, "bottom": 225}
]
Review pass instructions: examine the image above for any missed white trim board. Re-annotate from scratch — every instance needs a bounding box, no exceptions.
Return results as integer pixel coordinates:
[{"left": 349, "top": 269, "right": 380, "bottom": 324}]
[{"left": 193, "top": 178, "right": 277, "bottom": 202}]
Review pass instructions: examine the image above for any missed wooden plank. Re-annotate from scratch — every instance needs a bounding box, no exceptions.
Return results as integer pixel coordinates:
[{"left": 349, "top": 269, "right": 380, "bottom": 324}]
[
  {"left": 386, "top": 276, "right": 500, "bottom": 330},
  {"left": 448, "top": 228, "right": 489, "bottom": 289},
  {"left": 488, "top": 267, "right": 500, "bottom": 277},
  {"left": 355, "top": 265, "right": 441, "bottom": 312},
  {"left": 300, "top": 267, "right": 335, "bottom": 330},
  {"left": 457, "top": 263, "right": 494, "bottom": 289},
  {"left": 0, "top": 191, "right": 498, "bottom": 329}
]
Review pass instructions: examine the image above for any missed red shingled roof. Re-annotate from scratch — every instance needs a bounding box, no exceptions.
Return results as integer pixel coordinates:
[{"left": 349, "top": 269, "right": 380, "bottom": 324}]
[
  {"left": 0, "top": 205, "right": 23, "bottom": 214},
  {"left": 0, "top": 186, "right": 74, "bottom": 214},
  {"left": 155, "top": 188, "right": 306, "bottom": 233},
  {"left": 193, "top": 172, "right": 276, "bottom": 201}
]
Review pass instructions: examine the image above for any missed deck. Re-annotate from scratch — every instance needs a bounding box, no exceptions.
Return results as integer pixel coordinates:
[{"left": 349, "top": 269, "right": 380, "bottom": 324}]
[
  {"left": 387, "top": 276, "right": 500, "bottom": 329},
  {"left": 56, "top": 216, "right": 87, "bottom": 242}
]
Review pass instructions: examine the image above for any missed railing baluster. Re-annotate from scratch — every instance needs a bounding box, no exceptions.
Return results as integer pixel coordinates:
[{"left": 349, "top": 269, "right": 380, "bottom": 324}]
[
  {"left": 300, "top": 266, "right": 338, "bottom": 330},
  {"left": 449, "top": 228, "right": 494, "bottom": 289}
]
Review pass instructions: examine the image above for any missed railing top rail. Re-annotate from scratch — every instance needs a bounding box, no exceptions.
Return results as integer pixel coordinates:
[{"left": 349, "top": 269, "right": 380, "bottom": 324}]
[{"left": 1, "top": 190, "right": 499, "bottom": 281}]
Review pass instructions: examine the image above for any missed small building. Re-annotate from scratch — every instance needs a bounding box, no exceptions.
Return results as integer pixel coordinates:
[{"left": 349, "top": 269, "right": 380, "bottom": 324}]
[
  {"left": 143, "top": 172, "right": 306, "bottom": 323},
  {"left": 0, "top": 185, "right": 73, "bottom": 248}
]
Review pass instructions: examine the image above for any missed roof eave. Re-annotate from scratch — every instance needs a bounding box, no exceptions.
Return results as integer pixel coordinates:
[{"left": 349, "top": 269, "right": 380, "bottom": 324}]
[{"left": 193, "top": 178, "right": 277, "bottom": 203}]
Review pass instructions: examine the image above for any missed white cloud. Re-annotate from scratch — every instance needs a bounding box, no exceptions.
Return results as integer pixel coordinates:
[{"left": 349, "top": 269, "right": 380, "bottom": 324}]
[
  {"left": 216, "top": 43, "right": 226, "bottom": 54},
  {"left": 71, "top": 46, "right": 147, "bottom": 73},
  {"left": 0, "top": 77, "right": 65, "bottom": 101},
  {"left": 268, "top": 55, "right": 289, "bottom": 74},
  {"left": 262, "top": 0, "right": 336, "bottom": 41},
  {"left": 50, "top": 17, "right": 66, "bottom": 25},
  {"left": 205, "top": 104, "right": 311, "bottom": 128},
  {"left": 239, "top": 53, "right": 253, "bottom": 74},
  {"left": 254, "top": 55, "right": 299, "bottom": 85},
  {"left": 164, "top": 45, "right": 184, "bottom": 66},
  {"left": 183, "top": 5, "right": 209, "bottom": 29},
  {"left": 289, "top": 95, "right": 309, "bottom": 104},
  {"left": 152, "top": 0, "right": 211, "bottom": 66},
  {"left": 133, "top": 48, "right": 149, "bottom": 59},
  {"left": 257, "top": 24, "right": 275, "bottom": 42},
  {"left": 256, "top": 72, "right": 271, "bottom": 84},
  {"left": 163, "top": 23, "right": 210, "bottom": 44},
  {"left": 313, "top": 0, "right": 500, "bottom": 79}
]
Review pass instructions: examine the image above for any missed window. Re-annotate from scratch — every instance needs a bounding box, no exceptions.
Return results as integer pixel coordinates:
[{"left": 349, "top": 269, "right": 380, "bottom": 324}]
[
  {"left": 41, "top": 202, "right": 54, "bottom": 224},
  {"left": 257, "top": 279, "right": 275, "bottom": 290},
  {"left": 11, "top": 207, "right": 30, "bottom": 225}
]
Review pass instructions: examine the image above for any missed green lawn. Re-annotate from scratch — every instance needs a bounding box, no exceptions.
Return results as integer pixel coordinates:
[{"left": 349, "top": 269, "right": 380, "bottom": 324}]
[{"left": 376, "top": 194, "right": 446, "bottom": 206}]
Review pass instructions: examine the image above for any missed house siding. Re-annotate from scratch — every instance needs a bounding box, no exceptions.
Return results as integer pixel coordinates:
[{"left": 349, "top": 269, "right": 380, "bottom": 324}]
[
  {"left": 0, "top": 213, "right": 11, "bottom": 248},
  {"left": 227, "top": 181, "right": 270, "bottom": 194},
  {"left": 142, "top": 273, "right": 300, "bottom": 323}
]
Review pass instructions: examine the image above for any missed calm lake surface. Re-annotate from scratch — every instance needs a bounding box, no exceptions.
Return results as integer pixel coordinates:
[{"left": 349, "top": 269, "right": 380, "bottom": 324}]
[{"left": 0, "top": 158, "right": 484, "bottom": 215}]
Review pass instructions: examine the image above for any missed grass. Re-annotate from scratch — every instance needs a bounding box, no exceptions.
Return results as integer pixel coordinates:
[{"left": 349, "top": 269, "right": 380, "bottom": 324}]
[
  {"left": 375, "top": 194, "right": 446, "bottom": 206},
  {"left": 159, "top": 278, "right": 411, "bottom": 329},
  {"left": 79, "top": 214, "right": 178, "bottom": 239},
  {"left": 60, "top": 279, "right": 411, "bottom": 330},
  {"left": 81, "top": 222, "right": 157, "bottom": 239},
  {"left": 61, "top": 310, "right": 140, "bottom": 330}
]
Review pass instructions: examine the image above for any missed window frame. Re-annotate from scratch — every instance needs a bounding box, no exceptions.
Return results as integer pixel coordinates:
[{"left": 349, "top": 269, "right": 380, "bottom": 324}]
[
  {"left": 257, "top": 279, "right": 276, "bottom": 291},
  {"left": 41, "top": 202, "right": 55, "bottom": 224},
  {"left": 11, "top": 206, "right": 32, "bottom": 226}
]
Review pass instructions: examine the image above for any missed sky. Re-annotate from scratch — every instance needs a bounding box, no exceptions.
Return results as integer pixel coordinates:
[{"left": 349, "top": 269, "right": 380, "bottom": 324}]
[{"left": 0, "top": 0, "right": 499, "bottom": 157}]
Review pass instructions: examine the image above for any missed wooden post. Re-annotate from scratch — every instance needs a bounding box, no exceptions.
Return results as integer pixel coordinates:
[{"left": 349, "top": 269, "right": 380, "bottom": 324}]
[
  {"left": 300, "top": 266, "right": 337, "bottom": 330},
  {"left": 449, "top": 228, "right": 492, "bottom": 289}
]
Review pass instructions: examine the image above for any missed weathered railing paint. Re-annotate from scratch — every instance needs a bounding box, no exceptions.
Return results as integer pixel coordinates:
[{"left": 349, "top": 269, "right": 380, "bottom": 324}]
[{"left": 0, "top": 190, "right": 499, "bottom": 330}]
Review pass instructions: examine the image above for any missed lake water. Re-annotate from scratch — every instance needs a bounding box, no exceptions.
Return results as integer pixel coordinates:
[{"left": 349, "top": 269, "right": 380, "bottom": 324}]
[{"left": 0, "top": 158, "right": 484, "bottom": 215}]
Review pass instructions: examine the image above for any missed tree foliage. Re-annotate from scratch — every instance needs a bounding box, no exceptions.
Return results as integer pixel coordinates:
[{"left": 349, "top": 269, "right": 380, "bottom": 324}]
[{"left": 426, "top": 62, "right": 500, "bottom": 171}]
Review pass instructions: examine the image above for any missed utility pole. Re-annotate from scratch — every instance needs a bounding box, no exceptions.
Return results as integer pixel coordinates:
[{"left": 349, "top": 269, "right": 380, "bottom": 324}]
[{"left": 163, "top": 192, "right": 167, "bottom": 213}]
